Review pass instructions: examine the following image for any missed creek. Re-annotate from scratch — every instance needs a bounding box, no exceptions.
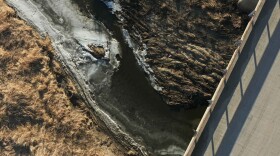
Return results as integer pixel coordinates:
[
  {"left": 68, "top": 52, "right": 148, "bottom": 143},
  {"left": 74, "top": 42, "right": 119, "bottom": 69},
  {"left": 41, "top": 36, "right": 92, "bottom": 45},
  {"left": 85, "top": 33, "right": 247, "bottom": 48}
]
[{"left": 6, "top": 0, "right": 205, "bottom": 155}]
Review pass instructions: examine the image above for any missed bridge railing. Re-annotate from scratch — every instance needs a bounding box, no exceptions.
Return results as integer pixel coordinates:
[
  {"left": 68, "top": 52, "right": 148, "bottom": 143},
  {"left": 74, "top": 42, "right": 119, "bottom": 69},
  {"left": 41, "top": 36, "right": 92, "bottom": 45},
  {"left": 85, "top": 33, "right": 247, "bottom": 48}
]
[{"left": 184, "top": 0, "right": 266, "bottom": 155}]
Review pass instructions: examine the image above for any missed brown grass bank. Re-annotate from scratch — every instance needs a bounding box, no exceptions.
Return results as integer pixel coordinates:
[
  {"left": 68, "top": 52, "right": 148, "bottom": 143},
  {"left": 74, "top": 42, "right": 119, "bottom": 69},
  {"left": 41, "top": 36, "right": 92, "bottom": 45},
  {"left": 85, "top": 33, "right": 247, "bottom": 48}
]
[
  {"left": 0, "top": 1, "right": 125, "bottom": 155},
  {"left": 118, "top": 0, "right": 249, "bottom": 107}
]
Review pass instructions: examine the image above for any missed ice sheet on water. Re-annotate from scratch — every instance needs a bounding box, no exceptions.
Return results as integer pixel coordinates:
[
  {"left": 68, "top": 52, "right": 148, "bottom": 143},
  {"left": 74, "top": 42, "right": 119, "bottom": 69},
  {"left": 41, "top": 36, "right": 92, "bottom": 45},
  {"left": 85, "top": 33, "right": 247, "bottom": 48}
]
[
  {"left": 6, "top": 0, "right": 121, "bottom": 83},
  {"left": 101, "top": 0, "right": 121, "bottom": 12}
]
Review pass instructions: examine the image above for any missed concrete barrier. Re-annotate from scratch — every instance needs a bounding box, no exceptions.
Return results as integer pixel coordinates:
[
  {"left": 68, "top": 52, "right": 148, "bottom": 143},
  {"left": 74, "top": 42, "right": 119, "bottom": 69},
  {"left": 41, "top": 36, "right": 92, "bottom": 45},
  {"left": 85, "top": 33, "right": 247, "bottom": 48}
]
[{"left": 183, "top": 0, "right": 266, "bottom": 155}]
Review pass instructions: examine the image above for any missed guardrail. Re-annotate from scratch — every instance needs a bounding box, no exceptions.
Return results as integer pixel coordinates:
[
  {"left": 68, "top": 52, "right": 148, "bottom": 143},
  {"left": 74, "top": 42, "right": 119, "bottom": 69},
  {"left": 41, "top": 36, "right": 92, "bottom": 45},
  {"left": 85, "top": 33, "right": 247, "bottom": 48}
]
[{"left": 183, "top": 0, "right": 266, "bottom": 155}]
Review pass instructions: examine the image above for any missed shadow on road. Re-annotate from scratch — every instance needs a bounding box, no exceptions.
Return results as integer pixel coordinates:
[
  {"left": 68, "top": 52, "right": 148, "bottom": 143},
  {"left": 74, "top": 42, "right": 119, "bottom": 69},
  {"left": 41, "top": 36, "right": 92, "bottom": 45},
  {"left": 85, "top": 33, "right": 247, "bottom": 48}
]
[{"left": 216, "top": 19, "right": 280, "bottom": 156}]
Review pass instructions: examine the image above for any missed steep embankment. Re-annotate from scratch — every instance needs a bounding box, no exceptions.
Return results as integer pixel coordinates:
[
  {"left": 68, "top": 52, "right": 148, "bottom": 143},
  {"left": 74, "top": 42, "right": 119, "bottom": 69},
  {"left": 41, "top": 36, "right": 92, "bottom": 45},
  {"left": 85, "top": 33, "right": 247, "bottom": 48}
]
[
  {"left": 0, "top": 1, "right": 124, "bottom": 155},
  {"left": 119, "top": 0, "right": 248, "bottom": 107}
]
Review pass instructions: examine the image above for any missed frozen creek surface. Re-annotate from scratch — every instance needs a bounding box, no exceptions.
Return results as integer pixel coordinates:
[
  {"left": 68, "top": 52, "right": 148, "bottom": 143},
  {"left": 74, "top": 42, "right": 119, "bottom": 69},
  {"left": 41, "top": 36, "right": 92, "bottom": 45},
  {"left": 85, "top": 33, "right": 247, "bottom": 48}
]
[{"left": 6, "top": 0, "right": 205, "bottom": 155}]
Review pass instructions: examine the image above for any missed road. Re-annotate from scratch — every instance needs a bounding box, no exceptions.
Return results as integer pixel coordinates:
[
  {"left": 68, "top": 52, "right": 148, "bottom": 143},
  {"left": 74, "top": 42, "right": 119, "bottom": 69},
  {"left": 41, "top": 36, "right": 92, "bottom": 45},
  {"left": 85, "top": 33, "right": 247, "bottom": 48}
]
[{"left": 193, "top": 0, "right": 280, "bottom": 155}]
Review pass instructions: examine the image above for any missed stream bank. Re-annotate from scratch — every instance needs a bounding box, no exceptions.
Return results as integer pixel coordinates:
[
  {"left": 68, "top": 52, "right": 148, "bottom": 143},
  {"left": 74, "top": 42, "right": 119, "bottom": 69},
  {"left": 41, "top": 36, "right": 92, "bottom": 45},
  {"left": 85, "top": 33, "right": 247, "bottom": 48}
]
[
  {"left": 6, "top": 0, "right": 206, "bottom": 155},
  {"left": 0, "top": 1, "right": 124, "bottom": 155},
  {"left": 118, "top": 0, "right": 249, "bottom": 107}
]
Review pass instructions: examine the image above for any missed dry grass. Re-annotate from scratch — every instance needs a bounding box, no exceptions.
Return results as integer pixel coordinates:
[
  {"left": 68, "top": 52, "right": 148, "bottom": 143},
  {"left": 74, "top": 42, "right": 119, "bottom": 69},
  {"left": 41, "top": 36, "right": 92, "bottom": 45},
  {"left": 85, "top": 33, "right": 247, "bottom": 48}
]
[
  {"left": 0, "top": 1, "right": 124, "bottom": 155},
  {"left": 119, "top": 0, "right": 248, "bottom": 106}
]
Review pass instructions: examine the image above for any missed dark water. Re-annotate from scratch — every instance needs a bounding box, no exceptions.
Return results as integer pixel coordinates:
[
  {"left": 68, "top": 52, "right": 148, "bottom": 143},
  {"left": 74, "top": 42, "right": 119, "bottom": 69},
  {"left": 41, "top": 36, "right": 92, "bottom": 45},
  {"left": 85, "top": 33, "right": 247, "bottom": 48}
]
[{"left": 74, "top": 0, "right": 206, "bottom": 155}]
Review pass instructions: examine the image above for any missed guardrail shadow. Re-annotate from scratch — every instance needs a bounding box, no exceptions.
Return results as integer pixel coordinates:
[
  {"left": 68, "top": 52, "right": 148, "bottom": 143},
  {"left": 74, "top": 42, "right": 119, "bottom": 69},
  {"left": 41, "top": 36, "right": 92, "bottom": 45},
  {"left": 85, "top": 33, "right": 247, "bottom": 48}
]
[
  {"left": 216, "top": 19, "right": 280, "bottom": 156},
  {"left": 193, "top": 0, "right": 279, "bottom": 155}
]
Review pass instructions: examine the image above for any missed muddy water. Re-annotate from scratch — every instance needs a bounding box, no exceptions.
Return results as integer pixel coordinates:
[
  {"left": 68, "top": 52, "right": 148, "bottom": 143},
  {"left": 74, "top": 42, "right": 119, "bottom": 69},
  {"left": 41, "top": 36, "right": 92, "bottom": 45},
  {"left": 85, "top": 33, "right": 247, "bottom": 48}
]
[
  {"left": 74, "top": 1, "right": 206, "bottom": 155},
  {"left": 7, "top": 0, "right": 206, "bottom": 155}
]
